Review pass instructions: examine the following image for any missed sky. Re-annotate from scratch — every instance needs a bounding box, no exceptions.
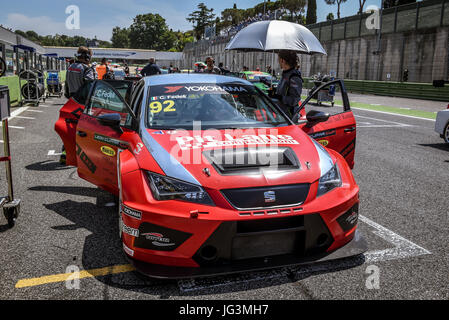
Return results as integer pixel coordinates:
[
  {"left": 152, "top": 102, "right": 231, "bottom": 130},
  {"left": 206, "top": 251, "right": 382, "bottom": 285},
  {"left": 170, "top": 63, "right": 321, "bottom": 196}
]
[{"left": 0, "top": 0, "right": 382, "bottom": 42}]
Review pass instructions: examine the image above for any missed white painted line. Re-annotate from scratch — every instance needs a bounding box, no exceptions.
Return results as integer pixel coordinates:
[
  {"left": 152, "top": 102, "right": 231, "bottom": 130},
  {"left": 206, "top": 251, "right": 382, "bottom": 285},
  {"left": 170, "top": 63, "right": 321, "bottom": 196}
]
[
  {"left": 48, "top": 150, "right": 62, "bottom": 156},
  {"left": 4, "top": 125, "right": 25, "bottom": 130},
  {"left": 333, "top": 104, "right": 436, "bottom": 122},
  {"left": 360, "top": 215, "right": 431, "bottom": 263},
  {"left": 38, "top": 105, "right": 50, "bottom": 108},
  {"left": 26, "top": 109, "right": 43, "bottom": 113},
  {"left": 357, "top": 125, "right": 405, "bottom": 128},
  {"left": 355, "top": 114, "right": 412, "bottom": 126},
  {"left": 352, "top": 107, "right": 436, "bottom": 122},
  {"left": 14, "top": 116, "right": 35, "bottom": 120},
  {"left": 8, "top": 106, "right": 30, "bottom": 120},
  {"left": 178, "top": 215, "right": 432, "bottom": 292}
]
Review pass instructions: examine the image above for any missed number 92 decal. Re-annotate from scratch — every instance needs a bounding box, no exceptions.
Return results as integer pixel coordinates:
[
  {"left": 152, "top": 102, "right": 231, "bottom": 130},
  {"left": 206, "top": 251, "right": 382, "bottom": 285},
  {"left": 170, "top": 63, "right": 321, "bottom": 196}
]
[{"left": 150, "top": 100, "right": 176, "bottom": 113}]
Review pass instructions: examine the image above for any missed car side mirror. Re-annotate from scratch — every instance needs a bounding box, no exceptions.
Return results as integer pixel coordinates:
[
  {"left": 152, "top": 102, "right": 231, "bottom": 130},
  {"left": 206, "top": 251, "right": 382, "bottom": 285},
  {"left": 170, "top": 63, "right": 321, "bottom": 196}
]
[
  {"left": 306, "top": 110, "right": 330, "bottom": 127},
  {"left": 97, "top": 113, "right": 123, "bottom": 133}
]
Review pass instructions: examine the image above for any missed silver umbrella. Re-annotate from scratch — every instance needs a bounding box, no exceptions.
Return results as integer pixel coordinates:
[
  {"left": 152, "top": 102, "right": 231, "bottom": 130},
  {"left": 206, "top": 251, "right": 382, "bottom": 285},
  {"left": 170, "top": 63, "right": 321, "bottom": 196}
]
[{"left": 225, "top": 20, "right": 326, "bottom": 55}]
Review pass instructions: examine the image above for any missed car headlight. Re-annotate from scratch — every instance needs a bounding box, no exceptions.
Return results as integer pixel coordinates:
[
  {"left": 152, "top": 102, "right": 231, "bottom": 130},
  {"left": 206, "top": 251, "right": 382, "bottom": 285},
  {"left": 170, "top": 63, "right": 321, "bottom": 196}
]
[
  {"left": 147, "top": 172, "right": 214, "bottom": 206},
  {"left": 316, "top": 164, "right": 342, "bottom": 197}
]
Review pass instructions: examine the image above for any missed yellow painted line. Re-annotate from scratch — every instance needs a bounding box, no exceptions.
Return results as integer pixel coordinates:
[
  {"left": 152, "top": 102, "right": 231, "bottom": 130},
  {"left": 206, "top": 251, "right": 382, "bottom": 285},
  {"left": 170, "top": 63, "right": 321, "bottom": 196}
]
[{"left": 15, "top": 264, "right": 135, "bottom": 289}]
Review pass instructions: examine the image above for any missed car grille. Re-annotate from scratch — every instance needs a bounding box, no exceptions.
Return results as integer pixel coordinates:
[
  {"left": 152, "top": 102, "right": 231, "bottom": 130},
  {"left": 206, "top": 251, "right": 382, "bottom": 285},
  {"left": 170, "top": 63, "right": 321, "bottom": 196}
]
[{"left": 221, "top": 184, "right": 310, "bottom": 210}]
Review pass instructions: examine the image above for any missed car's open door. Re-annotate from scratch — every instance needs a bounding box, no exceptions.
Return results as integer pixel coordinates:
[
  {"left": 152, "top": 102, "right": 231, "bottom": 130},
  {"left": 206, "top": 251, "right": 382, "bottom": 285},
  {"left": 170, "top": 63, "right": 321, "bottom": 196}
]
[
  {"left": 74, "top": 80, "right": 136, "bottom": 195},
  {"left": 54, "top": 81, "right": 94, "bottom": 166},
  {"left": 298, "top": 80, "right": 356, "bottom": 169}
]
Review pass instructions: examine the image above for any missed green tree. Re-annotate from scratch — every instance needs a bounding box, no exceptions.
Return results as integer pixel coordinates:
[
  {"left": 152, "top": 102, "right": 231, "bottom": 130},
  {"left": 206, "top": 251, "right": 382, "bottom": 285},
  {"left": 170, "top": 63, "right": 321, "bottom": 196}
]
[
  {"left": 280, "top": 0, "right": 307, "bottom": 23},
  {"left": 326, "top": 12, "right": 335, "bottom": 20},
  {"left": 306, "top": 0, "right": 317, "bottom": 24},
  {"left": 186, "top": 3, "right": 216, "bottom": 40},
  {"left": 324, "top": 0, "right": 347, "bottom": 19},
  {"left": 128, "top": 13, "right": 175, "bottom": 50},
  {"left": 111, "top": 27, "right": 130, "bottom": 48}
]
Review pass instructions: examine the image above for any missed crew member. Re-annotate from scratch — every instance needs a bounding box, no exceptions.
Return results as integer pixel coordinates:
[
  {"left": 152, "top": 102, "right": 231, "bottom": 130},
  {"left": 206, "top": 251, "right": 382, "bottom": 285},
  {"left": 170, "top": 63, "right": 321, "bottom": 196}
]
[
  {"left": 96, "top": 58, "right": 109, "bottom": 80},
  {"left": 141, "top": 58, "right": 162, "bottom": 77},
  {"left": 203, "top": 56, "right": 221, "bottom": 74},
  {"left": 62, "top": 46, "right": 95, "bottom": 165},
  {"left": 66, "top": 46, "right": 95, "bottom": 97},
  {"left": 269, "top": 50, "right": 303, "bottom": 120}
]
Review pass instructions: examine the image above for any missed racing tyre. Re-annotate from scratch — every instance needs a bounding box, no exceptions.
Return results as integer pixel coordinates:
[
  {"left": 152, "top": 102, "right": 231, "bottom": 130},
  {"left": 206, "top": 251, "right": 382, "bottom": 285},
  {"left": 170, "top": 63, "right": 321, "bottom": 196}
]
[{"left": 444, "top": 122, "right": 449, "bottom": 144}]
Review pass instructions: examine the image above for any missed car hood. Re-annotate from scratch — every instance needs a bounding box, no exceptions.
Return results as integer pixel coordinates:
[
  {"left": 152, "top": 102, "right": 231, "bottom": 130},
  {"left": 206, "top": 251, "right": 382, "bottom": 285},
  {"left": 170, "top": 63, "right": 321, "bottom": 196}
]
[{"left": 138, "top": 126, "right": 335, "bottom": 190}]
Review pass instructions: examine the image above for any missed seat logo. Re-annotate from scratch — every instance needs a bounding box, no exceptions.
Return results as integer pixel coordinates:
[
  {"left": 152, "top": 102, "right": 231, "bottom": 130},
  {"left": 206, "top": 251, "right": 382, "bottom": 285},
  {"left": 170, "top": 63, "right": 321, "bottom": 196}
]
[{"left": 264, "top": 191, "right": 276, "bottom": 203}]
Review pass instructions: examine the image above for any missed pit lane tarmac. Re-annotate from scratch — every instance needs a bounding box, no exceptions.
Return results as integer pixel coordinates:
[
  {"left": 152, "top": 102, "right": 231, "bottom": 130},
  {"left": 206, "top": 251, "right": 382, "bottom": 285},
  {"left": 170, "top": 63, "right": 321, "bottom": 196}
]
[{"left": 0, "top": 97, "right": 447, "bottom": 300}]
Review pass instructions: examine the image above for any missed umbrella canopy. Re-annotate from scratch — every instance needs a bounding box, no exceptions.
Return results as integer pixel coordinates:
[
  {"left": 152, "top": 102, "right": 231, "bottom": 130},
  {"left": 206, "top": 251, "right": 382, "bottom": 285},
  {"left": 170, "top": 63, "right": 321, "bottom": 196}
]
[
  {"left": 225, "top": 20, "right": 326, "bottom": 55},
  {"left": 194, "top": 61, "right": 207, "bottom": 67}
]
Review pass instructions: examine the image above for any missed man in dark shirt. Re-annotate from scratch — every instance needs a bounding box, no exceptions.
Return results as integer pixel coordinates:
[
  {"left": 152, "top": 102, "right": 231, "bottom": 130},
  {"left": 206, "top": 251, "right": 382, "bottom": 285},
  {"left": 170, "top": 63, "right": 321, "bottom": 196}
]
[
  {"left": 141, "top": 58, "right": 162, "bottom": 77},
  {"left": 203, "top": 56, "right": 221, "bottom": 74}
]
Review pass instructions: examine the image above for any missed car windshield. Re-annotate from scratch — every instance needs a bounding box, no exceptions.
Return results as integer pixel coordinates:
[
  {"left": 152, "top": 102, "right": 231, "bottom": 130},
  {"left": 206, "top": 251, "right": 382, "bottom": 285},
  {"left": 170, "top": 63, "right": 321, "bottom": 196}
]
[
  {"left": 246, "top": 74, "right": 276, "bottom": 83},
  {"left": 146, "top": 83, "right": 290, "bottom": 130}
]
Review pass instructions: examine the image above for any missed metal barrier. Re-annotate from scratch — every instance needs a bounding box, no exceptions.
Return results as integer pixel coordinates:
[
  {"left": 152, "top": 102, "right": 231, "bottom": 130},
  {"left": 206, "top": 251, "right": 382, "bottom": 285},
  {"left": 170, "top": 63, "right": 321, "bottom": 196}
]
[{"left": 303, "top": 77, "right": 449, "bottom": 101}]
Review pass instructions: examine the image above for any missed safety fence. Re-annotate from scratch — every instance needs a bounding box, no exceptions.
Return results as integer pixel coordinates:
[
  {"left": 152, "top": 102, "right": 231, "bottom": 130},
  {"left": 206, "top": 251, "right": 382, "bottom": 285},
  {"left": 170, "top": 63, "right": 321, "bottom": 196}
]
[{"left": 303, "top": 78, "right": 449, "bottom": 101}]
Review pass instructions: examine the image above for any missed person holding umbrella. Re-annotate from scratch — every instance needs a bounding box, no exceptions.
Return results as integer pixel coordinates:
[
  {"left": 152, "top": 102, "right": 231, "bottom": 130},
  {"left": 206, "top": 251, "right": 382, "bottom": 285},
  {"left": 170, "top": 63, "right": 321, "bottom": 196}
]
[{"left": 269, "top": 50, "right": 303, "bottom": 119}]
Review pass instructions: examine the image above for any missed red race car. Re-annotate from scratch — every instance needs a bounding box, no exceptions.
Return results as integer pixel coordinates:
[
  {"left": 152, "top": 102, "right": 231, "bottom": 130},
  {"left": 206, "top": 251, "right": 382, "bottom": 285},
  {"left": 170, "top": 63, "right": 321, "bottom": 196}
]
[{"left": 55, "top": 74, "right": 366, "bottom": 279}]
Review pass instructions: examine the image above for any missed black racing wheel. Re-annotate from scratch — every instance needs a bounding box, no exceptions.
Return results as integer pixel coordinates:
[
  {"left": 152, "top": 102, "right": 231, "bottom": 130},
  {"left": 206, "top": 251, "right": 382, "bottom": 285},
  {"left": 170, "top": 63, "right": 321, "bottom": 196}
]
[{"left": 0, "top": 57, "right": 6, "bottom": 77}]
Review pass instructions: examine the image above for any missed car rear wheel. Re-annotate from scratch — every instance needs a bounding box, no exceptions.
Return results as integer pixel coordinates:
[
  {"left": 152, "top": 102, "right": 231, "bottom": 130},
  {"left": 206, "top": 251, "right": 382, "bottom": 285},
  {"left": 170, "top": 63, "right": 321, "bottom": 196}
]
[{"left": 444, "top": 122, "right": 449, "bottom": 144}]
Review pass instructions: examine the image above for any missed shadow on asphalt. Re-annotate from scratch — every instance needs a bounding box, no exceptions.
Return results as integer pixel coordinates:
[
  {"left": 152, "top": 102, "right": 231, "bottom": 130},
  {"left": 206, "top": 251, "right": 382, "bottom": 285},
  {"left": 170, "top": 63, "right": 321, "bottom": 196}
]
[
  {"left": 418, "top": 143, "right": 449, "bottom": 152},
  {"left": 25, "top": 160, "right": 72, "bottom": 171},
  {"left": 29, "top": 185, "right": 100, "bottom": 198},
  {"left": 37, "top": 187, "right": 366, "bottom": 298}
]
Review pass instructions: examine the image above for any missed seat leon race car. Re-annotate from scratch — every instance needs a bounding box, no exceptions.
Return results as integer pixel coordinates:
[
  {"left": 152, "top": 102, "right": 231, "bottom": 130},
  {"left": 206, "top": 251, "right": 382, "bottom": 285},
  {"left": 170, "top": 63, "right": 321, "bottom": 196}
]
[{"left": 55, "top": 74, "right": 367, "bottom": 279}]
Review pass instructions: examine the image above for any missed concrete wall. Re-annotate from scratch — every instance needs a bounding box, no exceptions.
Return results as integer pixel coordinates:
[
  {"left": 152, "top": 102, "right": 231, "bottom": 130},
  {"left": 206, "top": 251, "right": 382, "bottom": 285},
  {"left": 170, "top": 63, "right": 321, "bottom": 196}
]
[{"left": 182, "top": 0, "right": 449, "bottom": 83}]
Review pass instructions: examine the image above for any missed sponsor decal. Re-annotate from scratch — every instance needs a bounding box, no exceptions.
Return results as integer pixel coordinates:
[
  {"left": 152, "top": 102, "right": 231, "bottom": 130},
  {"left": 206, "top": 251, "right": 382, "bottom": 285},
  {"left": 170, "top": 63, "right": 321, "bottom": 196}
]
[
  {"left": 94, "top": 134, "right": 128, "bottom": 149},
  {"left": 101, "top": 146, "right": 116, "bottom": 157},
  {"left": 151, "top": 95, "right": 186, "bottom": 101},
  {"left": 123, "top": 243, "right": 134, "bottom": 257},
  {"left": 264, "top": 191, "right": 276, "bottom": 203},
  {"left": 134, "top": 142, "right": 144, "bottom": 155},
  {"left": 163, "top": 85, "right": 247, "bottom": 94},
  {"left": 176, "top": 134, "right": 299, "bottom": 150},
  {"left": 309, "top": 129, "right": 336, "bottom": 139},
  {"left": 184, "top": 85, "right": 247, "bottom": 93},
  {"left": 121, "top": 204, "right": 142, "bottom": 220},
  {"left": 76, "top": 143, "right": 96, "bottom": 174},
  {"left": 164, "top": 86, "right": 184, "bottom": 93},
  {"left": 122, "top": 223, "right": 139, "bottom": 237},
  {"left": 140, "top": 232, "right": 176, "bottom": 247},
  {"left": 152, "top": 130, "right": 164, "bottom": 135},
  {"left": 318, "top": 139, "right": 329, "bottom": 147}
]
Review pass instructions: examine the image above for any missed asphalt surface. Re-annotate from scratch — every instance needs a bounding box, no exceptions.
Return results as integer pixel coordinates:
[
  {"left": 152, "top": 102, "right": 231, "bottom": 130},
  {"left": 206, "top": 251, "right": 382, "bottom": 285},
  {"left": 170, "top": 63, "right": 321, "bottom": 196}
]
[{"left": 0, "top": 94, "right": 447, "bottom": 300}]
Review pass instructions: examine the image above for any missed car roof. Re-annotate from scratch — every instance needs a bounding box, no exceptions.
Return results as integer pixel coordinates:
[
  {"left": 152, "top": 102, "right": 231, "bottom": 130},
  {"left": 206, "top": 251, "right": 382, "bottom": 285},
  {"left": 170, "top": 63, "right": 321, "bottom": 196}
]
[{"left": 143, "top": 74, "right": 251, "bottom": 87}]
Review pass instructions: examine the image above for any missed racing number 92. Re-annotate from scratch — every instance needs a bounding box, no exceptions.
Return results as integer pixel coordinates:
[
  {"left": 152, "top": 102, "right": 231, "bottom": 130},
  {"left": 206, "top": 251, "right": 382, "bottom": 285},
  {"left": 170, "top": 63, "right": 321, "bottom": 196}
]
[{"left": 150, "top": 100, "right": 175, "bottom": 113}]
